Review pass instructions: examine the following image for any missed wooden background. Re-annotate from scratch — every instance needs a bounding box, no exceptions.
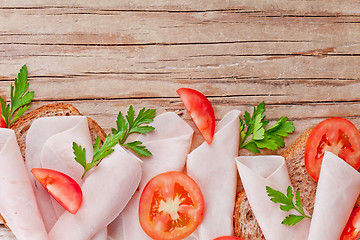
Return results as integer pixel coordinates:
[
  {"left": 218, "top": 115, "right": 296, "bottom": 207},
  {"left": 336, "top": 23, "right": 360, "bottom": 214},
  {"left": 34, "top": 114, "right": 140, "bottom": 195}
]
[{"left": 0, "top": 0, "right": 359, "bottom": 238}]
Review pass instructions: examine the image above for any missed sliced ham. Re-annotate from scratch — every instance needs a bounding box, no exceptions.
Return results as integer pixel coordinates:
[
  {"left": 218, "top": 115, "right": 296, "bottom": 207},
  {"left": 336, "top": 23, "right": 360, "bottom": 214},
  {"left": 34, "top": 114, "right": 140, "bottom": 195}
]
[
  {"left": 108, "top": 112, "right": 194, "bottom": 240},
  {"left": 307, "top": 151, "right": 360, "bottom": 240},
  {"left": 0, "top": 128, "right": 48, "bottom": 240},
  {"left": 25, "top": 116, "right": 94, "bottom": 231},
  {"left": 186, "top": 110, "right": 241, "bottom": 239}
]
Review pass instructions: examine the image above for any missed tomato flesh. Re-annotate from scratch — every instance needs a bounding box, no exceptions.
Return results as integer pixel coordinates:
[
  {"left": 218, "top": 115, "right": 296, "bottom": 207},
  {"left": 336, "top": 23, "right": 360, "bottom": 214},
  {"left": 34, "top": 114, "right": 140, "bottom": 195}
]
[
  {"left": 31, "top": 168, "right": 82, "bottom": 214},
  {"left": 213, "top": 237, "right": 244, "bottom": 240},
  {"left": 139, "top": 171, "right": 204, "bottom": 240},
  {"left": 177, "top": 88, "right": 215, "bottom": 144},
  {"left": 341, "top": 207, "right": 360, "bottom": 240},
  {"left": 305, "top": 118, "right": 360, "bottom": 181}
]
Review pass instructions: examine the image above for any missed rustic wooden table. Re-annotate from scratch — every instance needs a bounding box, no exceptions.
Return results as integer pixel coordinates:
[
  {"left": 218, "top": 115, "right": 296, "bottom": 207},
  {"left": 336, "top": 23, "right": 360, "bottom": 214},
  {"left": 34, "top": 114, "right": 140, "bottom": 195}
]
[{"left": 0, "top": 1, "right": 359, "bottom": 239}]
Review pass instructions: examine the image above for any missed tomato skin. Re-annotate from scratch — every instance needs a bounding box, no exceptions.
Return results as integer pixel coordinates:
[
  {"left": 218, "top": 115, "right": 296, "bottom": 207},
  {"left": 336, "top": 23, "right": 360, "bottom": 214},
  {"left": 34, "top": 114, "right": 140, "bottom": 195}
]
[
  {"left": 340, "top": 208, "right": 360, "bottom": 240},
  {"left": 304, "top": 117, "right": 360, "bottom": 181},
  {"left": 139, "top": 171, "right": 204, "bottom": 240},
  {"left": 0, "top": 107, "right": 6, "bottom": 128},
  {"left": 213, "top": 237, "right": 244, "bottom": 240},
  {"left": 31, "top": 168, "right": 82, "bottom": 214},
  {"left": 177, "top": 88, "right": 215, "bottom": 144}
]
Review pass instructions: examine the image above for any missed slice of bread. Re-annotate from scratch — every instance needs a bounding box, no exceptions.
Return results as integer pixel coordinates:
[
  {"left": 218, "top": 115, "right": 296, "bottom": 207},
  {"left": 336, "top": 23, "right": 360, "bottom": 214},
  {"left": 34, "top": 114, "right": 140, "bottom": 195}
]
[
  {"left": 0, "top": 103, "right": 106, "bottom": 229},
  {"left": 233, "top": 127, "right": 360, "bottom": 239}
]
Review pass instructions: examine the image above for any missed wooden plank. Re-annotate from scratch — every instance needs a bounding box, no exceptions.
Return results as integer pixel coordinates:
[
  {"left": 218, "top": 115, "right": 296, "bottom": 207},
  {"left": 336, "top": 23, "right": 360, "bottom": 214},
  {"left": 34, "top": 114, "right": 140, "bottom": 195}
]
[{"left": 2, "top": 0, "right": 360, "bottom": 14}]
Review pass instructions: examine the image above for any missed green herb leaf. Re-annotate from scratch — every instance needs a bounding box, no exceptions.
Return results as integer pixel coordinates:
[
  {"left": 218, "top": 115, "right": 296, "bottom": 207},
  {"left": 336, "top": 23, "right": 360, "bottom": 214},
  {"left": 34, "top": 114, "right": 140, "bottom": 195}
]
[
  {"left": 282, "top": 215, "right": 305, "bottom": 226},
  {"left": 240, "top": 102, "right": 295, "bottom": 153},
  {"left": 73, "top": 142, "right": 87, "bottom": 169},
  {"left": 1, "top": 65, "right": 34, "bottom": 127},
  {"left": 112, "top": 105, "right": 155, "bottom": 157},
  {"left": 123, "top": 141, "right": 152, "bottom": 157},
  {"left": 266, "top": 186, "right": 312, "bottom": 226}
]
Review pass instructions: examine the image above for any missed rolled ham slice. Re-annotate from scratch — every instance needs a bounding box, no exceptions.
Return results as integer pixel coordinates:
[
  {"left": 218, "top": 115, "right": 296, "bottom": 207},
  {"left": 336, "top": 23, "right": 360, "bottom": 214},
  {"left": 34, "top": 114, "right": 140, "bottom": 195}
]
[
  {"left": 49, "top": 144, "right": 142, "bottom": 240},
  {"left": 186, "top": 110, "right": 241, "bottom": 239},
  {"left": 236, "top": 155, "right": 310, "bottom": 240},
  {"left": 26, "top": 116, "right": 94, "bottom": 231},
  {"left": 0, "top": 128, "right": 48, "bottom": 240},
  {"left": 307, "top": 151, "right": 360, "bottom": 240},
  {"left": 108, "top": 112, "right": 194, "bottom": 240}
]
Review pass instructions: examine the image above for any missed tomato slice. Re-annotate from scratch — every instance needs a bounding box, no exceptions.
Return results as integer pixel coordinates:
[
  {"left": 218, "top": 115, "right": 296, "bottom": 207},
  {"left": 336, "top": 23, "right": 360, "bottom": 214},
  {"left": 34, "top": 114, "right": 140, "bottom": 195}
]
[
  {"left": 305, "top": 118, "right": 360, "bottom": 181},
  {"left": 139, "top": 171, "right": 204, "bottom": 240},
  {"left": 177, "top": 88, "right": 215, "bottom": 144},
  {"left": 213, "top": 237, "right": 244, "bottom": 240},
  {"left": 31, "top": 168, "right": 82, "bottom": 214},
  {"left": 341, "top": 207, "right": 360, "bottom": 240}
]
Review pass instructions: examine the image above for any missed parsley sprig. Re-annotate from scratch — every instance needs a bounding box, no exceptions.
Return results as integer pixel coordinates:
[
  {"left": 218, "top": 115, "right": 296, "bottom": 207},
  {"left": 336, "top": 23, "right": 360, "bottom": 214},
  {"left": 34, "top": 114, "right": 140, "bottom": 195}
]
[
  {"left": 239, "top": 102, "right": 295, "bottom": 153},
  {"left": 0, "top": 65, "right": 34, "bottom": 127},
  {"left": 111, "top": 105, "right": 155, "bottom": 157},
  {"left": 73, "top": 106, "right": 156, "bottom": 178},
  {"left": 73, "top": 131, "right": 124, "bottom": 178},
  {"left": 266, "top": 186, "right": 312, "bottom": 226}
]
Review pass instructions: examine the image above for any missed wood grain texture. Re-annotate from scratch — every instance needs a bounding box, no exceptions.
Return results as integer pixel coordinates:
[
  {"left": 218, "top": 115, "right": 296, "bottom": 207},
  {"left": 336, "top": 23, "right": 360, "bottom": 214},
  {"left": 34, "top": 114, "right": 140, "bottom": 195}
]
[{"left": 0, "top": 0, "right": 359, "bottom": 238}]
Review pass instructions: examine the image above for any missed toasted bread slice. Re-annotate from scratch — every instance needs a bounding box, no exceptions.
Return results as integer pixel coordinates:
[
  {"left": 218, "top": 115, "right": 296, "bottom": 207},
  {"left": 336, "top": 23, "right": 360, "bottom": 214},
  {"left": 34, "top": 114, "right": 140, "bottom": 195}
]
[
  {"left": 233, "top": 127, "right": 360, "bottom": 239},
  {"left": 0, "top": 103, "right": 106, "bottom": 228}
]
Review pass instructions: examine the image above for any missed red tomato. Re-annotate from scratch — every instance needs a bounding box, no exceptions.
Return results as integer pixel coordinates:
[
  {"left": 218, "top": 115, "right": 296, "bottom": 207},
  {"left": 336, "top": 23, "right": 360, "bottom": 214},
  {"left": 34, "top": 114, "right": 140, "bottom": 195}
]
[
  {"left": 0, "top": 107, "right": 6, "bottom": 128},
  {"left": 177, "top": 88, "right": 215, "bottom": 144},
  {"left": 341, "top": 207, "right": 360, "bottom": 240},
  {"left": 213, "top": 237, "right": 244, "bottom": 240},
  {"left": 139, "top": 171, "right": 204, "bottom": 240},
  {"left": 304, "top": 118, "right": 360, "bottom": 181},
  {"left": 31, "top": 168, "right": 82, "bottom": 214}
]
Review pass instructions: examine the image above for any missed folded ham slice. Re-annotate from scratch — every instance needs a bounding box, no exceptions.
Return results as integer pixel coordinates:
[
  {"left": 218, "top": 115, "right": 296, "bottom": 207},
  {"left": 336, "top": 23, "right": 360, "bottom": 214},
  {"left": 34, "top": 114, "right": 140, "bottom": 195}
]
[
  {"left": 26, "top": 116, "right": 94, "bottom": 231},
  {"left": 186, "top": 110, "right": 241, "bottom": 239},
  {"left": 0, "top": 128, "right": 48, "bottom": 240},
  {"left": 49, "top": 144, "right": 142, "bottom": 240},
  {"left": 308, "top": 151, "right": 360, "bottom": 240},
  {"left": 108, "top": 112, "right": 194, "bottom": 240},
  {"left": 236, "top": 155, "right": 311, "bottom": 240}
]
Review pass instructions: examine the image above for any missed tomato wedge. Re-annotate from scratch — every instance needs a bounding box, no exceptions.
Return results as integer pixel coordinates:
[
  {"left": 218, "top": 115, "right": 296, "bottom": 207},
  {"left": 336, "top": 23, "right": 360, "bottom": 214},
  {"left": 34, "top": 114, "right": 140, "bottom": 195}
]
[
  {"left": 139, "top": 171, "right": 204, "bottom": 240},
  {"left": 31, "top": 168, "right": 82, "bottom": 214},
  {"left": 304, "top": 118, "right": 360, "bottom": 181},
  {"left": 341, "top": 207, "right": 360, "bottom": 240},
  {"left": 213, "top": 237, "right": 244, "bottom": 240},
  {"left": 177, "top": 88, "right": 215, "bottom": 144}
]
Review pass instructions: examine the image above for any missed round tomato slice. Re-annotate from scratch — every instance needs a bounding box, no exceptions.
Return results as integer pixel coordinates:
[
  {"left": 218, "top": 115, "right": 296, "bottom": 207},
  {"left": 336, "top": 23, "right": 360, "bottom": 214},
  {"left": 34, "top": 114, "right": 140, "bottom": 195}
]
[
  {"left": 139, "top": 171, "right": 204, "bottom": 240},
  {"left": 177, "top": 88, "right": 215, "bottom": 144},
  {"left": 31, "top": 168, "right": 82, "bottom": 214},
  {"left": 305, "top": 117, "right": 360, "bottom": 181},
  {"left": 341, "top": 207, "right": 360, "bottom": 240},
  {"left": 213, "top": 237, "right": 244, "bottom": 240}
]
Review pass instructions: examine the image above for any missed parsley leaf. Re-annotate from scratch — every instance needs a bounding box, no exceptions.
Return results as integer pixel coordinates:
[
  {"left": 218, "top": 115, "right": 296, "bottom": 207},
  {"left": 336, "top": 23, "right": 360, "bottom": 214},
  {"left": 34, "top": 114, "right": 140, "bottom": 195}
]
[
  {"left": 266, "top": 186, "right": 312, "bottom": 226},
  {"left": 111, "top": 105, "right": 155, "bottom": 157},
  {"left": 73, "top": 131, "right": 124, "bottom": 179},
  {"left": 239, "top": 102, "right": 295, "bottom": 153},
  {"left": 0, "top": 65, "right": 34, "bottom": 127}
]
